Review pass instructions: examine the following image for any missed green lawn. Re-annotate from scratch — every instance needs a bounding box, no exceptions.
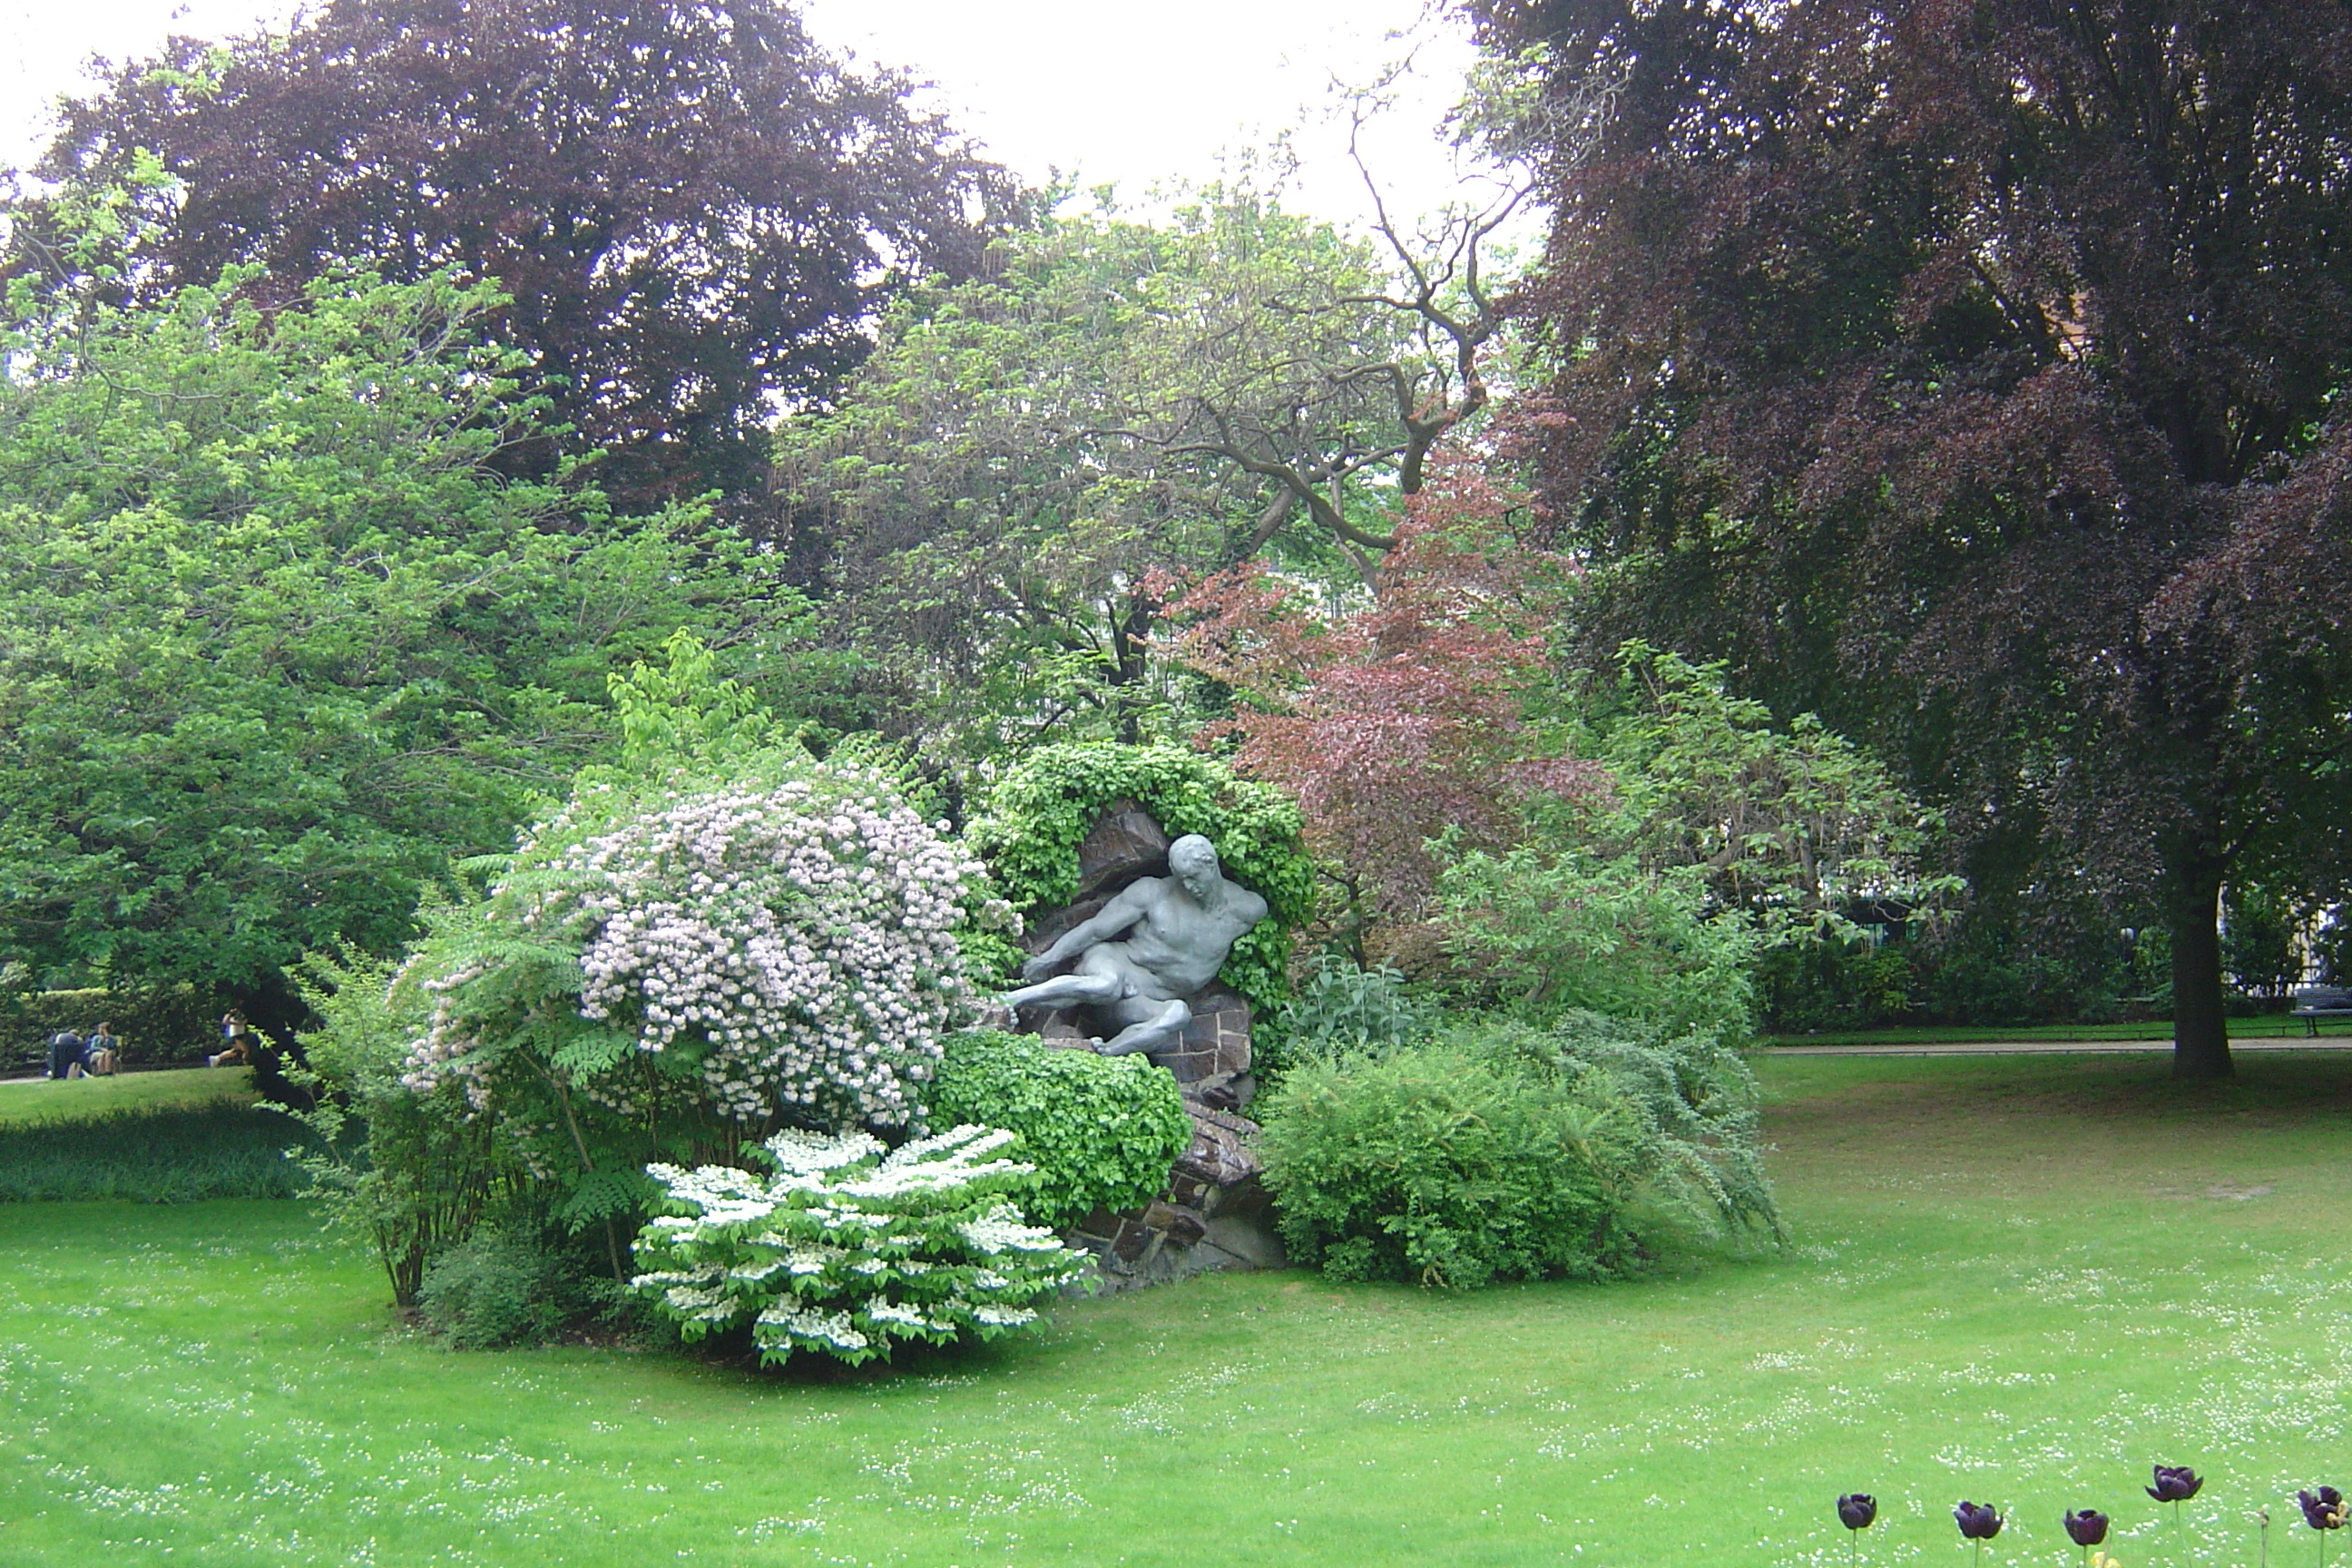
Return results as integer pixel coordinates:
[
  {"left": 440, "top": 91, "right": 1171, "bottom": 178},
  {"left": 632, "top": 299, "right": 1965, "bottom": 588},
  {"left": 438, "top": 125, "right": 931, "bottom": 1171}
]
[
  {"left": 0, "top": 1066, "right": 257, "bottom": 1127},
  {"left": 1767, "top": 1012, "right": 2352, "bottom": 1046},
  {"left": 3, "top": 1054, "right": 2348, "bottom": 1567}
]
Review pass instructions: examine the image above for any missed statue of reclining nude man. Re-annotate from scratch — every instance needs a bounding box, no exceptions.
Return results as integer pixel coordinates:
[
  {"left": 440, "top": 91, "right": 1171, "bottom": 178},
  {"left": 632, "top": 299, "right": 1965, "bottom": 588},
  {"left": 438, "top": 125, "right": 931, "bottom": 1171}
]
[{"left": 1001, "top": 833, "right": 1269, "bottom": 1059}]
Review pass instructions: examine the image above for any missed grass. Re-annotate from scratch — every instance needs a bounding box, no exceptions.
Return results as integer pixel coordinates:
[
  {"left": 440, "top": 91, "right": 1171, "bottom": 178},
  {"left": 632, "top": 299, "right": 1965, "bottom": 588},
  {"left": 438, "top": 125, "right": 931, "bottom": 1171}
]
[
  {"left": 0, "top": 1067, "right": 259, "bottom": 1128},
  {"left": 0, "top": 1068, "right": 308, "bottom": 1203},
  {"left": 2, "top": 1053, "right": 2348, "bottom": 1567},
  {"left": 1766, "top": 1011, "right": 2352, "bottom": 1045}
]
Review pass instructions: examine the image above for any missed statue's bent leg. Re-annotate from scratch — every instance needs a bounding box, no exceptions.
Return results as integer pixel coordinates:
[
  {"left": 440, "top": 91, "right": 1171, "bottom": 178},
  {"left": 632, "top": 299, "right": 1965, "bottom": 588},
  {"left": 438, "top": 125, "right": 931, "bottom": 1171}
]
[
  {"left": 1096, "top": 997, "right": 1192, "bottom": 1058},
  {"left": 1003, "top": 970, "right": 1124, "bottom": 1012}
]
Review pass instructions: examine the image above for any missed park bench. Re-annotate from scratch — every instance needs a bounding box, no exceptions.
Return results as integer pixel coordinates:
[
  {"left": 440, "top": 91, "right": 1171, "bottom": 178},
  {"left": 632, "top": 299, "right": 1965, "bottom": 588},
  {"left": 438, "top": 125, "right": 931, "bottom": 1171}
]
[{"left": 2289, "top": 985, "right": 2352, "bottom": 1035}]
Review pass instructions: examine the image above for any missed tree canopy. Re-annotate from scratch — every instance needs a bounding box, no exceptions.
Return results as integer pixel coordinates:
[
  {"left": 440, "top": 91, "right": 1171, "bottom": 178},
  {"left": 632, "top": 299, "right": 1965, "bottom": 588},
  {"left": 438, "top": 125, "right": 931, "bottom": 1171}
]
[
  {"left": 1476, "top": 0, "right": 2352, "bottom": 1075},
  {"left": 0, "top": 253, "right": 797, "bottom": 1009},
  {"left": 774, "top": 185, "right": 1513, "bottom": 758},
  {"left": 10, "top": 0, "right": 1009, "bottom": 510}
]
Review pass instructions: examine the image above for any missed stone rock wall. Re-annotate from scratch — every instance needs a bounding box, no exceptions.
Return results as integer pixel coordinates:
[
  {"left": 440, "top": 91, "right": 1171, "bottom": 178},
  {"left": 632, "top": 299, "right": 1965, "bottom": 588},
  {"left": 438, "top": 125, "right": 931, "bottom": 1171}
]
[{"left": 1066, "top": 1099, "right": 1286, "bottom": 1289}]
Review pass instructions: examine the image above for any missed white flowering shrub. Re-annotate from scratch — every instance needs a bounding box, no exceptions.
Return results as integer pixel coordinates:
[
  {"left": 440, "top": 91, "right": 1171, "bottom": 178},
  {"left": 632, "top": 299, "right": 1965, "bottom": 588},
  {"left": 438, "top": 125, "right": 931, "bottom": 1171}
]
[
  {"left": 631, "top": 1125, "right": 1093, "bottom": 1366},
  {"left": 405, "top": 755, "right": 1014, "bottom": 1135}
]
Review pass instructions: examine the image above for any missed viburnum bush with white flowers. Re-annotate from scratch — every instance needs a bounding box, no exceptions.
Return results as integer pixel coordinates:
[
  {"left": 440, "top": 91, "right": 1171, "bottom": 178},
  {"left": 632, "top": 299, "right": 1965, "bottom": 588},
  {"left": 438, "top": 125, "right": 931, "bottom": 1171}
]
[
  {"left": 631, "top": 1124, "right": 1093, "bottom": 1365},
  {"left": 404, "top": 755, "right": 1014, "bottom": 1135}
]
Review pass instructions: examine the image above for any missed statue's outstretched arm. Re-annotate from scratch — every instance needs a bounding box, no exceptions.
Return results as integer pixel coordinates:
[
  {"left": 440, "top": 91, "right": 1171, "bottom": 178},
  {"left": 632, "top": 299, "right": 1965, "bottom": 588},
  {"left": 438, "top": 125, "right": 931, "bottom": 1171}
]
[{"left": 1022, "top": 879, "right": 1154, "bottom": 978}]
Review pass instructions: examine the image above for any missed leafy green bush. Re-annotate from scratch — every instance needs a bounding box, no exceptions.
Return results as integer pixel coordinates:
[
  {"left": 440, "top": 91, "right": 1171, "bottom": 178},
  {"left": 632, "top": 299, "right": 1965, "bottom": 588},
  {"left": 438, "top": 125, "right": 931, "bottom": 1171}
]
[
  {"left": 1276, "top": 954, "right": 1429, "bottom": 1066},
  {"left": 1257, "top": 1011, "right": 1781, "bottom": 1289},
  {"left": 1256, "top": 1044, "right": 1622, "bottom": 1289},
  {"left": 926, "top": 1029, "right": 1191, "bottom": 1226},
  {"left": 1758, "top": 937, "right": 1917, "bottom": 1033},
  {"left": 630, "top": 1125, "right": 1092, "bottom": 1367},
  {"left": 2223, "top": 885, "right": 2303, "bottom": 1001},
  {"left": 1436, "top": 847, "right": 1765, "bottom": 1041},
  {"left": 416, "top": 1228, "right": 560, "bottom": 1348},
  {"left": 290, "top": 940, "right": 518, "bottom": 1307},
  {"left": 1920, "top": 933, "right": 2097, "bottom": 1026},
  {"left": 965, "top": 742, "right": 1315, "bottom": 1038},
  {"left": 376, "top": 747, "right": 1008, "bottom": 1289},
  {"left": 416, "top": 1226, "right": 603, "bottom": 1349}
]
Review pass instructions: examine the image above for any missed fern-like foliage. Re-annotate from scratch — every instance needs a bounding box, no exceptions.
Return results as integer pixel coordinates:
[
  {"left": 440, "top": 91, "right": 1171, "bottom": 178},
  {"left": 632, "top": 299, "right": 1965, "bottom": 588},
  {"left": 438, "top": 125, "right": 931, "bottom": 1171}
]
[
  {"left": 1258, "top": 1008, "right": 1784, "bottom": 1290},
  {"left": 1450, "top": 1011, "right": 1785, "bottom": 1245}
]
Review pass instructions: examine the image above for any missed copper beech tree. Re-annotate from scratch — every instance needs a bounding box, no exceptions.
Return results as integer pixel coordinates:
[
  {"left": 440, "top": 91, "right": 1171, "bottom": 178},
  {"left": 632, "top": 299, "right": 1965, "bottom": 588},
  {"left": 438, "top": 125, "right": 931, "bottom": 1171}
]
[
  {"left": 1475, "top": 0, "right": 2352, "bottom": 1076},
  {"left": 10, "top": 0, "right": 1007, "bottom": 511}
]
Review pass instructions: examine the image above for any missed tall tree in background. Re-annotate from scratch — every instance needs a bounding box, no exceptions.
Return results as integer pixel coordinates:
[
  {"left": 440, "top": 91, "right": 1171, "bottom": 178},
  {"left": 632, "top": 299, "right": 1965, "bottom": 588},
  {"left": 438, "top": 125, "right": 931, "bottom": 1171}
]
[
  {"left": 1475, "top": 0, "right": 2352, "bottom": 1077},
  {"left": 0, "top": 250, "right": 798, "bottom": 1029},
  {"left": 8, "top": 0, "right": 1007, "bottom": 510},
  {"left": 776, "top": 183, "right": 1512, "bottom": 757}
]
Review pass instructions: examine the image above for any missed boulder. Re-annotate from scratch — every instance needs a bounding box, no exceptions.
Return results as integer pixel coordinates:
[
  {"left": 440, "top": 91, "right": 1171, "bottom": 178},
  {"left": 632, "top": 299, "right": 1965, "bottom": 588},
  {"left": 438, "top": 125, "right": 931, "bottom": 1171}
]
[{"left": 1074, "top": 799, "right": 1171, "bottom": 902}]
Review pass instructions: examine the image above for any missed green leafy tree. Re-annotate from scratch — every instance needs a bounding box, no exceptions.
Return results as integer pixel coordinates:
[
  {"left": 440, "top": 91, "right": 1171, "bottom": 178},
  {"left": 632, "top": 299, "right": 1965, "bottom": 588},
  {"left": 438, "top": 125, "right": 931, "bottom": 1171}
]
[
  {"left": 0, "top": 255, "right": 791, "bottom": 1019},
  {"left": 1434, "top": 645, "right": 1948, "bottom": 1039},
  {"left": 1572, "top": 643, "right": 1958, "bottom": 934},
  {"left": 776, "top": 184, "right": 1512, "bottom": 756}
]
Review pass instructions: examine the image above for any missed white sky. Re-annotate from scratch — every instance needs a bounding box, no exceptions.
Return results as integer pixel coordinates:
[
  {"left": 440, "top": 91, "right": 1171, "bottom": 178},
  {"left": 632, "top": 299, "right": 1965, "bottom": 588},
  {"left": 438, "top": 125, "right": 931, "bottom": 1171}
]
[{"left": 1, "top": 0, "right": 1501, "bottom": 234}]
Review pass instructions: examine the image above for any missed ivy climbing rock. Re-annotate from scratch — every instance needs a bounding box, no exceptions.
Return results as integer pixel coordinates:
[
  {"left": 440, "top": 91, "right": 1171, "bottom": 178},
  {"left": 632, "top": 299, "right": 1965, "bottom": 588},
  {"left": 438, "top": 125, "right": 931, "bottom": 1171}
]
[
  {"left": 999, "top": 797, "right": 1288, "bottom": 1288},
  {"left": 967, "top": 744, "right": 1312, "bottom": 1288}
]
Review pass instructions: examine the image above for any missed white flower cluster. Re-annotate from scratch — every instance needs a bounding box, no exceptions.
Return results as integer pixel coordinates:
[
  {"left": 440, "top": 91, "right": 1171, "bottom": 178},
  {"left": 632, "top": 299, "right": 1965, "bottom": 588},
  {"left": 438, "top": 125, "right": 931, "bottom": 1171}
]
[
  {"left": 630, "top": 1125, "right": 1093, "bottom": 1367},
  {"left": 409, "top": 764, "right": 1014, "bottom": 1128},
  {"left": 400, "top": 953, "right": 497, "bottom": 1105}
]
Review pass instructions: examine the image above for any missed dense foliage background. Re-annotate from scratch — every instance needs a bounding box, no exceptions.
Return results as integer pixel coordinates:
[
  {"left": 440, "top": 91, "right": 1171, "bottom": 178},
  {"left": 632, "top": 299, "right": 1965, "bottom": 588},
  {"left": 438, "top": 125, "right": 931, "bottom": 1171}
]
[{"left": 5, "top": 0, "right": 2347, "bottom": 1365}]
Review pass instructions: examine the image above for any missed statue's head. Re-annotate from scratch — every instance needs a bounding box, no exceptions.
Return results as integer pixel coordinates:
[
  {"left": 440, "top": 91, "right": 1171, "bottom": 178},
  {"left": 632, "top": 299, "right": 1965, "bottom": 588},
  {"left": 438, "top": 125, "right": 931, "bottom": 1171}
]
[{"left": 1168, "top": 834, "right": 1220, "bottom": 897}]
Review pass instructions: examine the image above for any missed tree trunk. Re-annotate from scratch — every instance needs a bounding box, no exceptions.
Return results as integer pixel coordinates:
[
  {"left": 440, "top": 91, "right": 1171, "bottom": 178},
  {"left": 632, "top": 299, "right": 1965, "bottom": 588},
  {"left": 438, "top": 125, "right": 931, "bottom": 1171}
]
[{"left": 2163, "top": 852, "right": 2233, "bottom": 1081}]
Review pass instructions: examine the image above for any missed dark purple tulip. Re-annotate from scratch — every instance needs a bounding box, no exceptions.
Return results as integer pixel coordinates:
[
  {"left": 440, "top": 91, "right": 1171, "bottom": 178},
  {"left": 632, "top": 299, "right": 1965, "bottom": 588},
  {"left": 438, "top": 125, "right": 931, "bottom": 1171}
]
[
  {"left": 1956, "top": 1502, "right": 2004, "bottom": 1541},
  {"left": 2064, "top": 1511, "right": 2111, "bottom": 1547},
  {"left": 1839, "top": 1494, "right": 1877, "bottom": 1531},
  {"left": 2148, "top": 1465, "right": 2203, "bottom": 1504},
  {"left": 2299, "top": 1488, "right": 2347, "bottom": 1531}
]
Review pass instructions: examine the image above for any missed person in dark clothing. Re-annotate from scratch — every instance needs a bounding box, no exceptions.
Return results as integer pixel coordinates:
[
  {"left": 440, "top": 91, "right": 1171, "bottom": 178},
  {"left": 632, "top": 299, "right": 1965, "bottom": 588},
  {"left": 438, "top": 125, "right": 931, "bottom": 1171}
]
[{"left": 46, "top": 1028, "right": 85, "bottom": 1080}]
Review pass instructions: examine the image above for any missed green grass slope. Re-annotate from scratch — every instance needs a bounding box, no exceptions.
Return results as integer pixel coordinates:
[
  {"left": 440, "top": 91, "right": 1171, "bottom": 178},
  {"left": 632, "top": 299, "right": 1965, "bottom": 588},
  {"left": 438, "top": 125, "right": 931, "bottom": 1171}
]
[
  {"left": 0, "top": 1067, "right": 259, "bottom": 1127},
  {"left": 0, "top": 1068, "right": 304, "bottom": 1202},
  {"left": 0, "top": 1054, "right": 2347, "bottom": 1566}
]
